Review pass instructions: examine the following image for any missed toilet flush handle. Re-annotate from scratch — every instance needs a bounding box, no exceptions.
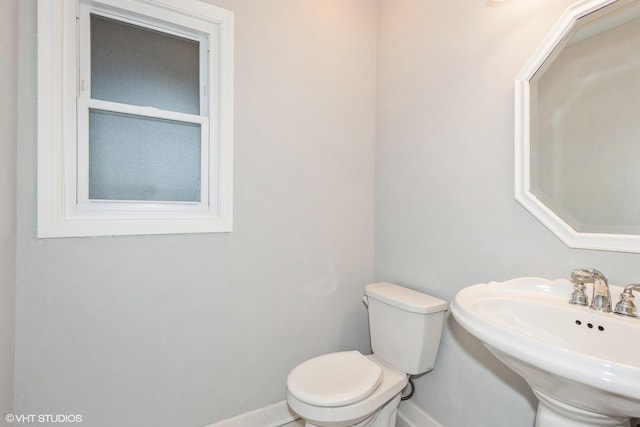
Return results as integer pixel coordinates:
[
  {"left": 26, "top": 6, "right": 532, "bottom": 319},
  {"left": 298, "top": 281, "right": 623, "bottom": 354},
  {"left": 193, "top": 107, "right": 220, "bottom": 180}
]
[{"left": 362, "top": 296, "right": 369, "bottom": 307}]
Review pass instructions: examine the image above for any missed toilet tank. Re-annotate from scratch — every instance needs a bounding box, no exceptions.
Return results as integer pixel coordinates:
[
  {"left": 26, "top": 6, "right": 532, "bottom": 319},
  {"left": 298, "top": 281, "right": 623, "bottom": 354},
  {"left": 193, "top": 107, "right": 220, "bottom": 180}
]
[{"left": 365, "top": 282, "right": 448, "bottom": 375}]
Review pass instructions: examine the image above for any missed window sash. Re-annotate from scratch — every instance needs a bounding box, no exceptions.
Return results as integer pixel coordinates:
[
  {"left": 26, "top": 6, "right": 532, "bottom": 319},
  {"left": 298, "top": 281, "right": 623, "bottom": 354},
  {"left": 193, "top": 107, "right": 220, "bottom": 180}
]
[
  {"left": 77, "top": 99, "right": 211, "bottom": 211},
  {"left": 80, "top": 5, "right": 211, "bottom": 116},
  {"left": 76, "top": 2, "right": 213, "bottom": 214}
]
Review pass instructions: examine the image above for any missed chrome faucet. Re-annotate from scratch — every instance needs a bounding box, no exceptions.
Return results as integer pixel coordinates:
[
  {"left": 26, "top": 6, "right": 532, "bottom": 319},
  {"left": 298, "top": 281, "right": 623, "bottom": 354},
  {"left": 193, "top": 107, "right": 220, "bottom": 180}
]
[
  {"left": 569, "top": 268, "right": 612, "bottom": 312},
  {"left": 614, "top": 284, "right": 640, "bottom": 318},
  {"left": 589, "top": 270, "right": 612, "bottom": 312}
]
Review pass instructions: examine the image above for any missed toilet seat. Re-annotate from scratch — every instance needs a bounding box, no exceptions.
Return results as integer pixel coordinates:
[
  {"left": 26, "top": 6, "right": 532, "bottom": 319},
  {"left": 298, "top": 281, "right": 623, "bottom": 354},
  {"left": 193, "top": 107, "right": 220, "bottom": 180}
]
[
  {"left": 286, "top": 354, "right": 408, "bottom": 426},
  {"left": 287, "top": 351, "right": 383, "bottom": 407}
]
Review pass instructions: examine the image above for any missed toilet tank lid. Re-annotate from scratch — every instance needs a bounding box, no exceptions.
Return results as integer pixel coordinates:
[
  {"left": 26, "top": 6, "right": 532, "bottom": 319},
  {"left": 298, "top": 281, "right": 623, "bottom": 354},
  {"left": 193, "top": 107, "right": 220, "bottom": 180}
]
[{"left": 365, "top": 282, "right": 448, "bottom": 314}]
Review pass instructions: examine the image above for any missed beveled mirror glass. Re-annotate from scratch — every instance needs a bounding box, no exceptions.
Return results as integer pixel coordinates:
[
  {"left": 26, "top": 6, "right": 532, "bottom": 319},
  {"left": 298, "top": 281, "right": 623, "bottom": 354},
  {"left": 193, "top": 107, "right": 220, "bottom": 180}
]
[{"left": 515, "top": 0, "right": 640, "bottom": 252}]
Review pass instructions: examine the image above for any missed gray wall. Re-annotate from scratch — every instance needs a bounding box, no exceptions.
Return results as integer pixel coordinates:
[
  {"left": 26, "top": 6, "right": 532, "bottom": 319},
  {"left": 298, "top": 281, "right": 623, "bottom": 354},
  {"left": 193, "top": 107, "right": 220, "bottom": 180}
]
[
  {"left": 376, "top": 0, "right": 640, "bottom": 426},
  {"left": 1, "top": 0, "right": 17, "bottom": 420},
  {"left": 12, "top": 0, "right": 640, "bottom": 426},
  {"left": 15, "top": 1, "right": 376, "bottom": 426}
]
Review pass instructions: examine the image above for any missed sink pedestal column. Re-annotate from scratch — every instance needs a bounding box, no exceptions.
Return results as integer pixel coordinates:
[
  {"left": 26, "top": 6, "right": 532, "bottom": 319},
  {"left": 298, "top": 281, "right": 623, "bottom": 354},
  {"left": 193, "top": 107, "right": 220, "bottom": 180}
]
[{"left": 534, "top": 390, "right": 631, "bottom": 427}]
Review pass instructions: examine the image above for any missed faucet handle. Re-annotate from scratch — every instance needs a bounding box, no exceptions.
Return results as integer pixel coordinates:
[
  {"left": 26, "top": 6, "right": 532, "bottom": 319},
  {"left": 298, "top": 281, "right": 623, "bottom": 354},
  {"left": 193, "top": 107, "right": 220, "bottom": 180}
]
[
  {"left": 569, "top": 286, "right": 588, "bottom": 306},
  {"left": 614, "top": 284, "right": 640, "bottom": 318},
  {"left": 569, "top": 269, "right": 590, "bottom": 306}
]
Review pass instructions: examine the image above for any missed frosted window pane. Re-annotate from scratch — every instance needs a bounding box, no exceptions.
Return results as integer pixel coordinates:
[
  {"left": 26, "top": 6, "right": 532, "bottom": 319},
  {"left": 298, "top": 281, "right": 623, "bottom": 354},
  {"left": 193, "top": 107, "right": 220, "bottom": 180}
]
[
  {"left": 91, "top": 14, "right": 200, "bottom": 115},
  {"left": 89, "top": 110, "right": 201, "bottom": 202}
]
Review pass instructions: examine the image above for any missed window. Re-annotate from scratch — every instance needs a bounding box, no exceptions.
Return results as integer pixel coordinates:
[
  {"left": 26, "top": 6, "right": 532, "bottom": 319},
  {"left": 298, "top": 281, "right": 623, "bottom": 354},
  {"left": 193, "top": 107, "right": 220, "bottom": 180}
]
[{"left": 37, "top": 0, "right": 233, "bottom": 237}]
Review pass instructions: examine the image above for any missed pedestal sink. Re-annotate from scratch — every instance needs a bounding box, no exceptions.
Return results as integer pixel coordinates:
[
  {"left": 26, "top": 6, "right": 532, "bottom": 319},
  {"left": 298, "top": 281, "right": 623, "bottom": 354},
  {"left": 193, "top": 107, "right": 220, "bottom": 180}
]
[{"left": 451, "top": 277, "right": 640, "bottom": 427}]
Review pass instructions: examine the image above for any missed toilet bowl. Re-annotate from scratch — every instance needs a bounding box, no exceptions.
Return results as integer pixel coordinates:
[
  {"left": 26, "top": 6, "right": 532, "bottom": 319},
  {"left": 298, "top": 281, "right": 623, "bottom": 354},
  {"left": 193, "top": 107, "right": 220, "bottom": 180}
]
[
  {"left": 287, "top": 351, "right": 407, "bottom": 427},
  {"left": 286, "top": 283, "right": 448, "bottom": 427}
]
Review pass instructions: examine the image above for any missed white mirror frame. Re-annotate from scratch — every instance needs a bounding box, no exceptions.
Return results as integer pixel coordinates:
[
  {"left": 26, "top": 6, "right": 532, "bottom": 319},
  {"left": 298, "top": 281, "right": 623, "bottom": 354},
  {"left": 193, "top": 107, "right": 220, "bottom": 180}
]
[{"left": 514, "top": 0, "right": 640, "bottom": 253}]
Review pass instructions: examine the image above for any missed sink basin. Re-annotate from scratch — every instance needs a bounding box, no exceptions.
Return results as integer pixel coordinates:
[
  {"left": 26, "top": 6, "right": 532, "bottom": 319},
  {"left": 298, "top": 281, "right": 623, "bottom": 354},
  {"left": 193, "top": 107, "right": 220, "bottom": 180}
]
[{"left": 451, "top": 277, "right": 640, "bottom": 427}]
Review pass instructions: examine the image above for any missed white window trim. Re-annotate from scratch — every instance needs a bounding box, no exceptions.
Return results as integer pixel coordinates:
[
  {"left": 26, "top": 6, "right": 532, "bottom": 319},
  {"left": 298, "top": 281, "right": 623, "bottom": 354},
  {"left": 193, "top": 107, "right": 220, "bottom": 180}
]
[{"left": 37, "top": 0, "right": 234, "bottom": 238}]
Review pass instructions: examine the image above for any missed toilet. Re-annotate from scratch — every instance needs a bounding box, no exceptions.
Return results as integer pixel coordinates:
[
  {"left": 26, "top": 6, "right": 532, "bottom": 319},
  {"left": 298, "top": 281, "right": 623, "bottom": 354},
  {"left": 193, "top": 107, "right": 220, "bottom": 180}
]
[{"left": 286, "top": 282, "right": 448, "bottom": 427}]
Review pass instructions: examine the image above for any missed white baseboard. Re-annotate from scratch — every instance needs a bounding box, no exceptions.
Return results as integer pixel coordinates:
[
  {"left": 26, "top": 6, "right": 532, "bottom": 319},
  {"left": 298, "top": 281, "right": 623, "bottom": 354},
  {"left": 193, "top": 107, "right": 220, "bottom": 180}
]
[
  {"left": 396, "top": 400, "right": 443, "bottom": 427},
  {"left": 203, "top": 400, "right": 300, "bottom": 427},
  {"left": 205, "top": 399, "right": 442, "bottom": 427}
]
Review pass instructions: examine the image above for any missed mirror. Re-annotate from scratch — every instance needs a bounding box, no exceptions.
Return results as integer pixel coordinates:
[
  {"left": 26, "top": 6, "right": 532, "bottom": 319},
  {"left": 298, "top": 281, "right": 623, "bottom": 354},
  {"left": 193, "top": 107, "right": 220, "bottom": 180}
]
[{"left": 515, "top": 0, "right": 640, "bottom": 252}]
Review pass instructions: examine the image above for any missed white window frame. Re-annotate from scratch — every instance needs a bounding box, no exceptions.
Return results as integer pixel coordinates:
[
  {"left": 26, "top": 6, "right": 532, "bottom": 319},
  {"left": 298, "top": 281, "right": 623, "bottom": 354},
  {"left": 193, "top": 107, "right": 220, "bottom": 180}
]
[{"left": 37, "top": 0, "right": 234, "bottom": 238}]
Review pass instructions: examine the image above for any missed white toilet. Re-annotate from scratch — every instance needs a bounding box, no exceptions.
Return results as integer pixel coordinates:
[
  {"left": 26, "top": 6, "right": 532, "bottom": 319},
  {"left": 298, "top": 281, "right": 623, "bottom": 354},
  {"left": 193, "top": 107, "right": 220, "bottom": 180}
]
[{"left": 286, "top": 282, "right": 448, "bottom": 427}]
